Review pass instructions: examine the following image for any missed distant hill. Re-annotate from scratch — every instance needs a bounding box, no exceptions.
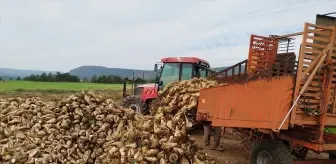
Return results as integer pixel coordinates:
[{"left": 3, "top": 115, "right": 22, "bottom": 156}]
[
  {"left": 69, "top": 66, "right": 233, "bottom": 80},
  {"left": 68, "top": 66, "right": 156, "bottom": 80},
  {"left": 0, "top": 65, "right": 242, "bottom": 81},
  {"left": 0, "top": 68, "right": 58, "bottom": 78}
]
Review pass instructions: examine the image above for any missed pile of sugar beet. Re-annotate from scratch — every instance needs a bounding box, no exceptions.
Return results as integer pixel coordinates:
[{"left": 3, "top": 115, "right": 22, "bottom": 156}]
[{"left": 0, "top": 78, "right": 222, "bottom": 164}]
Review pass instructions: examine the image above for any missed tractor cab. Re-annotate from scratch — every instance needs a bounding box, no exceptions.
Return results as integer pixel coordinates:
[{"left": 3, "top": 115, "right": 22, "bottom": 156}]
[
  {"left": 122, "top": 57, "right": 215, "bottom": 114},
  {"left": 155, "top": 57, "right": 214, "bottom": 90}
]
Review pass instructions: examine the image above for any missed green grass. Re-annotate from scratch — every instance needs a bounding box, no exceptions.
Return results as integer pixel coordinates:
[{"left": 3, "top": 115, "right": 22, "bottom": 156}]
[
  {"left": 0, "top": 80, "right": 124, "bottom": 93},
  {"left": 325, "top": 128, "right": 336, "bottom": 134}
]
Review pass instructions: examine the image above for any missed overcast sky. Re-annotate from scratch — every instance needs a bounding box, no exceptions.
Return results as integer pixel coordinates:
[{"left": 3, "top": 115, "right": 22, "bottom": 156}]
[{"left": 0, "top": 0, "right": 335, "bottom": 72}]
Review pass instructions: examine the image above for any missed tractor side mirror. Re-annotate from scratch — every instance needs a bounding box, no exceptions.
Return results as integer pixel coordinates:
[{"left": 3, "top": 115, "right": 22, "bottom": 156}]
[{"left": 154, "top": 64, "right": 158, "bottom": 72}]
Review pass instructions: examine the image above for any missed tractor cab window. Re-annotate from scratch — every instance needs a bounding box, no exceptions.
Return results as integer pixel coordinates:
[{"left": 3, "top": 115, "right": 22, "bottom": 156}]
[
  {"left": 181, "top": 63, "right": 193, "bottom": 80},
  {"left": 160, "top": 63, "right": 180, "bottom": 88},
  {"left": 194, "top": 65, "right": 208, "bottom": 78},
  {"left": 199, "top": 67, "right": 207, "bottom": 78}
]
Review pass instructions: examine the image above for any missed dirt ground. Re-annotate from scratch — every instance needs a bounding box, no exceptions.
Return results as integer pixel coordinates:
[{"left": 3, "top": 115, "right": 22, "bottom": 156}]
[
  {"left": 188, "top": 127, "right": 330, "bottom": 164},
  {"left": 189, "top": 128, "right": 249, "bottom": 164}
]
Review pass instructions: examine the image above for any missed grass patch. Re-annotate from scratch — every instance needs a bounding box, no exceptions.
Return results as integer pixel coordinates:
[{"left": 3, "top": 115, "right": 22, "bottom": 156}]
[
  {"left": 0, "top": 80, "right": 124, "bottom": 93},
  {"left": 0, "top": 81, "right": 135, "bottom": 103},
  {"left": 325, "top": 128, "right": 336, "bottom": 134}
]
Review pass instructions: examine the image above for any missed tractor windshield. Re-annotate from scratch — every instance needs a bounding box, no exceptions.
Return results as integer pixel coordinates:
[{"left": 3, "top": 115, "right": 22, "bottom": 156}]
[
  {"left": 160, "top": 63, "right": 180, "bottom": 88},
  {"left": 159, "top": 63, "right": 194, "bottom": 88}
]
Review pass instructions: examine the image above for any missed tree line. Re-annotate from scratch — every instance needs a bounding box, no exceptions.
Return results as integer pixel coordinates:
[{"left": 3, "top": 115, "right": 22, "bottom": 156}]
[
  {"left": 19, "top": 72, "right": 155, "bottom": 84},
  {"left": 23, "top": 72, "right": 80, "bottom": 82},
  {"left": 0, "top": 76, "right": 22, "bottom": 81},
  {"left": 90, "top": 75, "right": 124, "bottom": 84},
  {"left": 90, "top": 75, "right": 154, "bottom": 84}
]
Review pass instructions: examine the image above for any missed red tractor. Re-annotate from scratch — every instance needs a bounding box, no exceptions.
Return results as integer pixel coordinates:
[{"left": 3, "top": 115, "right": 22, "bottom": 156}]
[{"left": 121, "top": 57, "right": 215, "bottom": 118}]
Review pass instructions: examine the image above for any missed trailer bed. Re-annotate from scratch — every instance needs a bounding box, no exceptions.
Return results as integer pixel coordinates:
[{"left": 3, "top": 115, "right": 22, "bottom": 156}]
[{"left": 197, "top": 75, "right": 336, "bottom": 130}]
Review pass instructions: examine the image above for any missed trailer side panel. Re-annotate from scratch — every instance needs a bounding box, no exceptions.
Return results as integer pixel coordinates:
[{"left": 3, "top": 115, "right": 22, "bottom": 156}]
[{"left": 197, "top": 75, "right": 294, "bottom": 130}]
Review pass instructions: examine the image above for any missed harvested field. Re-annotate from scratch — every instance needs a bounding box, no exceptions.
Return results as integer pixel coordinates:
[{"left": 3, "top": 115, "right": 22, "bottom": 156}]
[
  {"left": 0, "top": 81, "right": 133, "bottom": 103},
  {"left": 0, "top": 89, "right": 127, "bottom": 103},
  {"left": 0, "top": 79, "right": 332, "bottom": 163},
  {"left": 0, "top": 81, "right": 124, "bottom": 92},
  {"left": 0, "top": 78, "right": 220, "bottom": 163},
  {"left": 0, "top": 94, "right": 249, "bottom": 163}
]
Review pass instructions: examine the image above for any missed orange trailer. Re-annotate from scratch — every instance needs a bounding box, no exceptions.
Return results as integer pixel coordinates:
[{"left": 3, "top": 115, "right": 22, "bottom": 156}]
[{"left": 197, "top": 13, "right": 336, "bottom": 163}]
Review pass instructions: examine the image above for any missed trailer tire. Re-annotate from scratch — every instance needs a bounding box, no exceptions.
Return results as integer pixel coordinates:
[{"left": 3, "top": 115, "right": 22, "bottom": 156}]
[
  {"left": 329, "top": 151, "right": 336, "bottom": 159},
  {"left": 250, "top": 139, "right": 293, "bottom": 164},
  {"left": 121, "top": 95, "right": 145, "bottom": 114},
  {"left": 283, "top": 141, "right": 308, "bottom": 159},
  {"left": 243, "top": 135, "right": 262, "bottom": 152},
  {"left": 292, "top": 146, "right": 308, "bottom": 159}
]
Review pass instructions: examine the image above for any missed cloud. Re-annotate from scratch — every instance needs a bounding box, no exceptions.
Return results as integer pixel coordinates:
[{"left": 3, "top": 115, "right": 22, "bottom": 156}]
[{"left": 0, "top": 0, "right": 335, "bottom": 72}]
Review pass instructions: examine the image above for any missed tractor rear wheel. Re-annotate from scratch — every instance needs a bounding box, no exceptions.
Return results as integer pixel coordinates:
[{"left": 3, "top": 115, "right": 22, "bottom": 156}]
[
  {"left": 250, "top": 139, "right": 293, "bottom": 164},
  {"left": 122, "top": 95, "right": 145, "bottom": 114}
]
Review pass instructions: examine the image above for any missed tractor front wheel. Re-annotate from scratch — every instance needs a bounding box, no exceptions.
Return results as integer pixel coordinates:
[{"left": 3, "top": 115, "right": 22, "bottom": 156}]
[
  {"left": 122, "top": 95, "right": 145, "bottom": 114},
  {"left": 250, "top": 139, "right": 293, "bottom": 164}
]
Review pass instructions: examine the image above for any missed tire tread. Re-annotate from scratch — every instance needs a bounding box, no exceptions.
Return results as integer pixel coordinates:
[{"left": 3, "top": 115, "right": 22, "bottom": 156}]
[
  {"left": 121, "top": 95, "right": 145, "bottom": 114},
  {"left": 250, "top": 139, "right": 293, "bottom": 164}
]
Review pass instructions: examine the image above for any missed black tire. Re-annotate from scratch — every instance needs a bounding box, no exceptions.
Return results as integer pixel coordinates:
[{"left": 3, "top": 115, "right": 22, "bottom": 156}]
[
  {"left": 329, "top": 151, "right": 336, "bottom": 159},
  {"left": 282, "top": 141, "right": 308, "bottom": 159},
  {"left": 144, "top": 98, "right": 155, "bottom": 115},
  {"left": 121, "top": 95, "right": 146, "bottom": 114},
  {"left": 291, "top": 146, "right": 308, "bottom": 159},
  {"left": 250, "top": 139, "right": 293, "bottom": 164},
  {"left": 243, "top": 135, "right": 262, "bottom": 152}
]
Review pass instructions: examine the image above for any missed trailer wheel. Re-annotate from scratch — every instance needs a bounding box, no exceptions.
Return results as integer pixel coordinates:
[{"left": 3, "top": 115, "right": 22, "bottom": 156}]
[
  {"left": 250, "top": 139, "right": 293, "bottom": 164},
  {"left": 243, "top": 135, "right": 261, "bottom": 152},
  {"left": 121, "top": 95, "right": 145, "bottom": 114},
  {"left": 282, "top": 141, "right": 308, "bottom": 159},
  {"left": 292, "top": 146, "right": 308, "bottom": 159},
  {"left": 329, "top": 151, "right": 336, "bottom": 159}
]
